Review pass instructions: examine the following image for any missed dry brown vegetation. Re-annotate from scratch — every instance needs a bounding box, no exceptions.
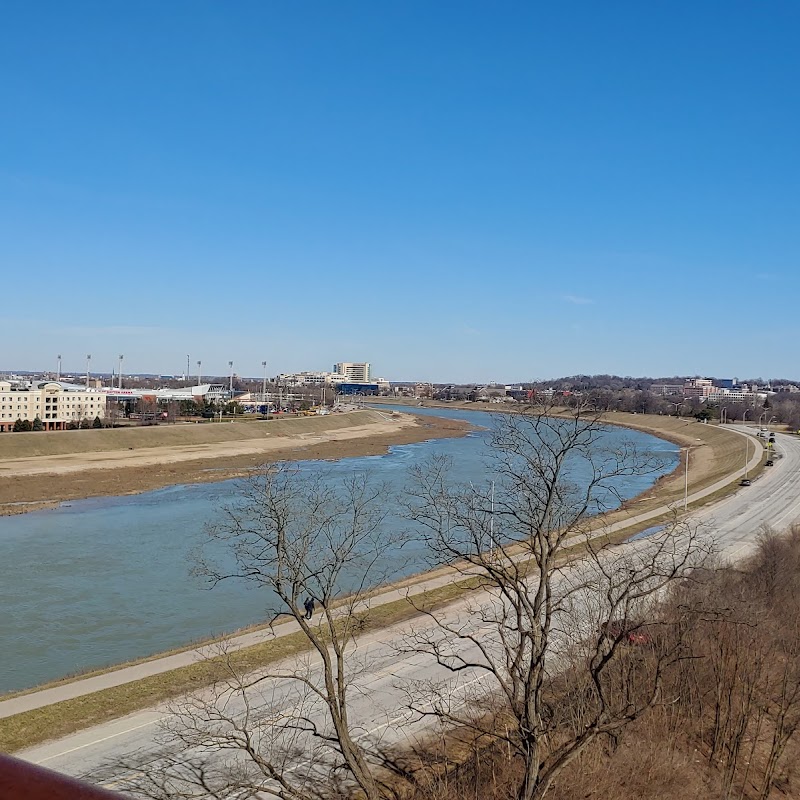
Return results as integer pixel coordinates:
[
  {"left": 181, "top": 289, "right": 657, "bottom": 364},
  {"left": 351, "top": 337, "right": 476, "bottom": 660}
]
[
  {"left": 0, "top": 412, "right": 469, "bottom": 514},
  {"left": 390, "top": 526, "right": 800, "bottom": 800}
]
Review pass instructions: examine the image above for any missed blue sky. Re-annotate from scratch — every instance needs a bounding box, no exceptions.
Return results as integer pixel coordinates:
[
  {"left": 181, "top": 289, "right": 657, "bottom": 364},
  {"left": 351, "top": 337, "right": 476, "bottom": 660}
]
[{"left": 2, "top": 2, "right": 798, "bottom": 382}]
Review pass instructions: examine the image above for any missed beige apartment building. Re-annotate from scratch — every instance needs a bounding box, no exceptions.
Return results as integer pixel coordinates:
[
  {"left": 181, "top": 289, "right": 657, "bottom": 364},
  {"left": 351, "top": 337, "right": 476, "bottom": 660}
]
[{"left": 0, "top": 380, "right": 107, "bottom": 432}]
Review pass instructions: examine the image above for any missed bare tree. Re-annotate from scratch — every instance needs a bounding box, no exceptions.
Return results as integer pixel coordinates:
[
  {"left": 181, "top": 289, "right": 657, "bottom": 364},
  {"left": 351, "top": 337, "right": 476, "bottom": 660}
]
[
  {"left": 110, "top": 464, "right": 399, "bottom": 800},
  {"left": 399, "top": 401, "right": 710, "bottom": 800},
  {"left": 103, "top": 398, "right": 121, "bottom": 428}
]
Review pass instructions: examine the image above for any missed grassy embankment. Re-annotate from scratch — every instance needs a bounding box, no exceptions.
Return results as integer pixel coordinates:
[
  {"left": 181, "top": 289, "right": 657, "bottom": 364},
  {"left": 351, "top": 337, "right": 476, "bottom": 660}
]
[
  {"left": 0, "top": 410, "right": 469, "bottom": 514},
  {"left": 0, "top": 408, "right": 765, "bottom": 752},
  {"left": 0, "top": 409, "right": 392, "bottom": 457}
]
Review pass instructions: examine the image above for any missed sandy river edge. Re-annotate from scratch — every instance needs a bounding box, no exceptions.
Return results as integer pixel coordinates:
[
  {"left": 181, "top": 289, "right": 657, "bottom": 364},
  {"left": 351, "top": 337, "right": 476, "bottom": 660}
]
[{"left": 0, "top": 411, "right": 470, "bottom": 516}]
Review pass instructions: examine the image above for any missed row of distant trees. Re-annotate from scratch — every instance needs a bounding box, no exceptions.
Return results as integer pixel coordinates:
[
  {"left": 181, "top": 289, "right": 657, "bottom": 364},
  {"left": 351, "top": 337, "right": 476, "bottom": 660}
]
[
  {"left": 11, "top": 416, "right": 103, "bottom": 431},
  {"left": 6, "top": 396, "right": 312, "bottom": 432},
  {"left": 434, "top": 383, "right": 800, "bottom": 429},
  {"left": 567, "top": 387, "right": 800, "bottom": 429}
]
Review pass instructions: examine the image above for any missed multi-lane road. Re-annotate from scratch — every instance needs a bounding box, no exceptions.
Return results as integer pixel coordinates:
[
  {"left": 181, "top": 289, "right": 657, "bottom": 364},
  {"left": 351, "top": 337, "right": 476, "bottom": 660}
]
[
  {"left": 692, "top": 426, "right": 800, "bottom": 561},
  {"left": 17, "top": 428, "right": 800, "bottom": 795}
]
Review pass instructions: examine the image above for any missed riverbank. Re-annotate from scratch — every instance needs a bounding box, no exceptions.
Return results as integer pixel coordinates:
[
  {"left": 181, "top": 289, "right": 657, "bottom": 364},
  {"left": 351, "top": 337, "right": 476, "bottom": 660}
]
[
  {"left": 0, "top": 404, "right": 765, "bottom": 753},
  {"left": 0, "top": 410, "right": 470, "bottom": 515},
  {"left": 371, "top": 398, "right": 763, "bottom": 522}
]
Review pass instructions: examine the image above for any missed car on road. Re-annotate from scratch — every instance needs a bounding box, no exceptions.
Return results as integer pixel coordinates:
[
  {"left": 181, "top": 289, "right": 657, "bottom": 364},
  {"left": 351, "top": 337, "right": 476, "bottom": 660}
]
[
  {"left": 740, "top": 478, "right": 752, "bottom": 487},
  {"left": 766, "top": 460, "right": 774, "bottom": 467}
]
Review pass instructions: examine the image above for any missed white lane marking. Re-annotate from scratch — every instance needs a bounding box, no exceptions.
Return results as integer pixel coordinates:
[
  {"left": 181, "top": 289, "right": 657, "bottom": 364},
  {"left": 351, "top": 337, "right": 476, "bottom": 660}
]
[{"left": 33, "top": 718, "right": 160, "bottom": 764}]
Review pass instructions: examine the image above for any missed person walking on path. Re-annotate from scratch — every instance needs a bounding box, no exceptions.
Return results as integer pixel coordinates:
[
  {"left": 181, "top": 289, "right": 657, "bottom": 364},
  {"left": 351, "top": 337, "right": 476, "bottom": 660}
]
[{"left": 303, "top": 597, "right": 315, "bottom": 620}]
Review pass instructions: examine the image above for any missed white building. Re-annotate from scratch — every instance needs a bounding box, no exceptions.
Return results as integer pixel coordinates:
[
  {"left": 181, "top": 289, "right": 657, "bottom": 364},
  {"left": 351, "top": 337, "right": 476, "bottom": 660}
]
[
  {"left": 278, "top": 371, "right": 341, "bottom": 387},
  {"left": 0, "top": 380, "right": 107, "bottom": 432},
  {"left": 334, "top": 362, "right": 371, "bottom": 383},
  {"left": 705, "top": 389, "right": 767, "bottom": 404},
  {"left": 99, "top": 384, "right": 229, "bottom": 403}
]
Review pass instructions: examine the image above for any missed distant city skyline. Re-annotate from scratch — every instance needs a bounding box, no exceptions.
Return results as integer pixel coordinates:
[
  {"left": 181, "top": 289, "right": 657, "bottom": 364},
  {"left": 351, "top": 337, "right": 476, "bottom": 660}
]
[
  {"left": 2, "top": 2, "right": 798, "bottom": 381},
  {"left": 2, "top": 359, "right": 797, "bottom": 387}
]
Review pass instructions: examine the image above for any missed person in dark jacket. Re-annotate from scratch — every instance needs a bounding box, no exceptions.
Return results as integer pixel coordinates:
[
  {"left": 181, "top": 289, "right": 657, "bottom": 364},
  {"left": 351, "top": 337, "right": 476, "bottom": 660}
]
[{"left": 303, "top": 597, "right": 315, "bottom": 620}]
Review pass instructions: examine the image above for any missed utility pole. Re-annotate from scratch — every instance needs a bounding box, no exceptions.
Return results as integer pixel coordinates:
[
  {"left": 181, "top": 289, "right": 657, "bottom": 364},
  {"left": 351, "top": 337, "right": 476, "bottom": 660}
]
[
  {"left": 684, "top": 448, "right": 690, "bottom": 511},
  {"left": 744, "top": 437, "right": 750, "bottom": 479}
]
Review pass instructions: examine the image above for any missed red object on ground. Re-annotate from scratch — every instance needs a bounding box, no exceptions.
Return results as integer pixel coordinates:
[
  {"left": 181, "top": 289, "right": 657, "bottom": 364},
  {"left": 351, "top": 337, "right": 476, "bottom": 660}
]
[{"left": 0, "top": 752, "right": 128, "bottom": 799}]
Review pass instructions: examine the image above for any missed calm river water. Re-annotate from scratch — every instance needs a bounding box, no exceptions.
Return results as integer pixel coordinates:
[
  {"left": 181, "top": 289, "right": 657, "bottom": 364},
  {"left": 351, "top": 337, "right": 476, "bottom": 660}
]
[{"left": 0, "top": 406, "right": 678, "bottom": 692}]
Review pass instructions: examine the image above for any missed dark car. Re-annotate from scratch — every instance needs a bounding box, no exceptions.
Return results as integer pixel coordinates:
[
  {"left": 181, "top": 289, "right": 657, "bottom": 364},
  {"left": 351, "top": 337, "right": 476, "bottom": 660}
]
[
  {"left": 766, "top": 460, "right": 774, "bottom": 467},
  {"left": 740, "top": 478, "right": 752, "bottom": 487}
]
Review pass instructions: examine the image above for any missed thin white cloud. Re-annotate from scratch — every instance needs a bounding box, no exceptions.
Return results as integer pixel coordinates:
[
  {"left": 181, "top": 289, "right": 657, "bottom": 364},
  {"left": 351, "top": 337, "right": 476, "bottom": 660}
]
[{"left": 562, "top": 294, "right": 594, "bottom": 305}]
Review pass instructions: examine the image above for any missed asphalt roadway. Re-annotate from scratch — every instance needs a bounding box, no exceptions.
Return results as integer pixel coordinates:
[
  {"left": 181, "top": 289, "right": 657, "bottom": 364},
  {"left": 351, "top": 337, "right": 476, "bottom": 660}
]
[{"left": 15, "top": 427, "right": 800, "bottom": 795}]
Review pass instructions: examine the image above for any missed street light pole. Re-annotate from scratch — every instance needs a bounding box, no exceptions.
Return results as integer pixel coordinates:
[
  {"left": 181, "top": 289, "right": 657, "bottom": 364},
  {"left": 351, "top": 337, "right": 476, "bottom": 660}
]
[
  {"left": 86, "top": 354, "right": 91, "bottom": 389},
  {"left": 684, "top": 439, "right": 704, "bottom": 510},
  {"left": 56, "top": 354, "right": 62, "bottom": 382},
  {"left": 744, "top": 436, "right": 750, "bottom": 479},
  {"left": 228, "top": 361, "right": 234, "bottom": 395},
  {"left": 118, "top": 355, "right": 124, "bottom": 390},
  {"left": 742, "top": 408, "right": 750, "bottom": 426},
  {"left": 720, "top": 407, "right": 727, "bottom": 425},
  {"left": 684, "top": 447, "right": 691, "bottom": 511},
  {"left": 262, "top": 361, "right": 267, "bottom": 401},
  {"left": 197, "top": 360, "right": 201, "bottom": 387}
]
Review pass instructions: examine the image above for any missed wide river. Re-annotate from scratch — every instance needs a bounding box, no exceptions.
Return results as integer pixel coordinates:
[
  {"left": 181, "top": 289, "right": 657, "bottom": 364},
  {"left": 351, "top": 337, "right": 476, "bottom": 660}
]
[{"left": 0, "top": 406, "right": 678, "bottom": 693}]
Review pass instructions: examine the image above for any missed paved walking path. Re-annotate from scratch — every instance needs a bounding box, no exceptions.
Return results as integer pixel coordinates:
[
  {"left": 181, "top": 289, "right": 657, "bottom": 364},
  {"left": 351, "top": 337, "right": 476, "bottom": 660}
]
[{"left": 0, "top": 427, "right": 763, "bottom": 720}]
